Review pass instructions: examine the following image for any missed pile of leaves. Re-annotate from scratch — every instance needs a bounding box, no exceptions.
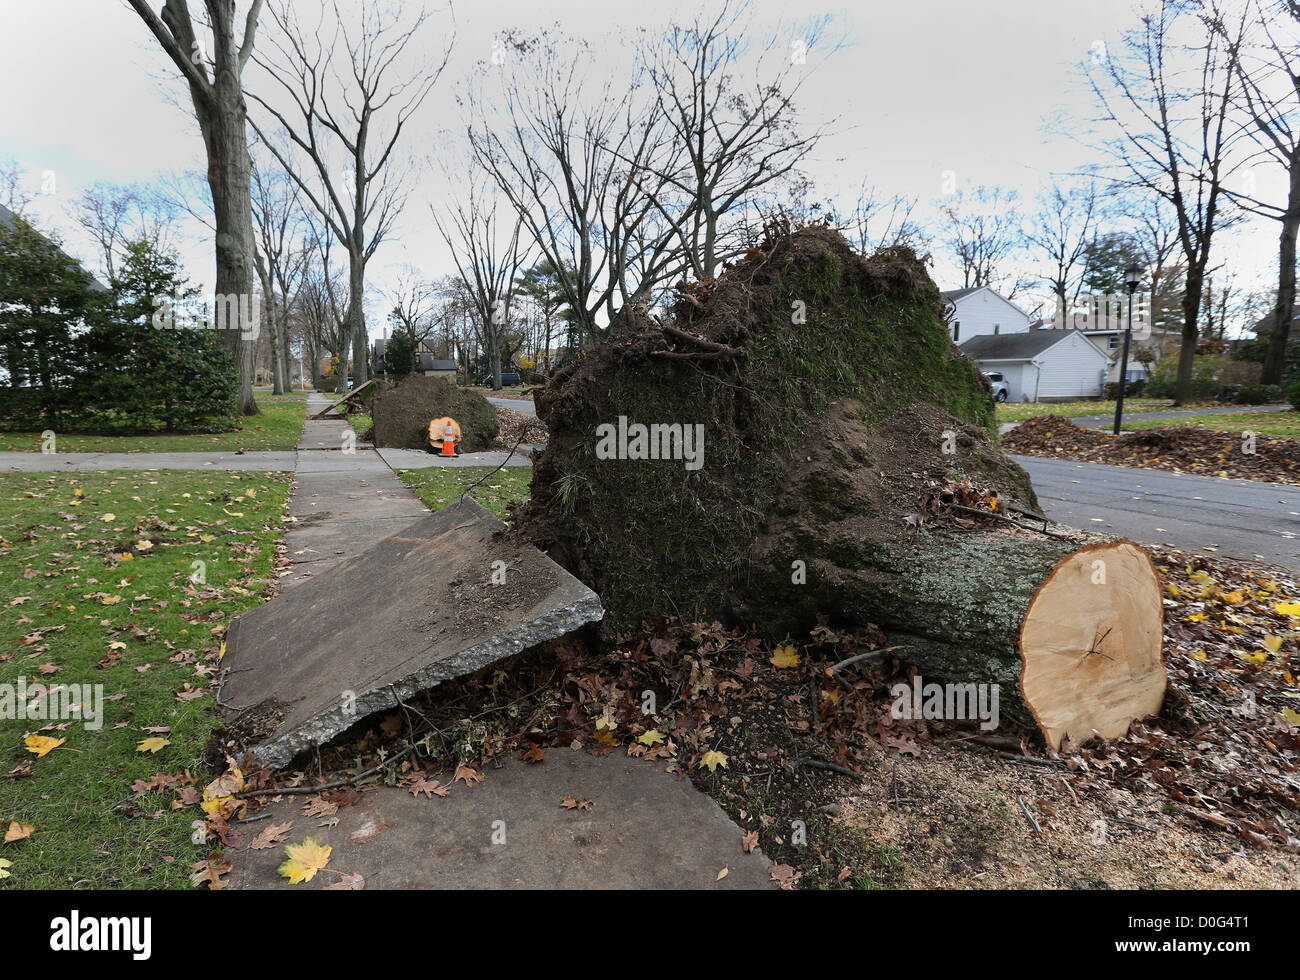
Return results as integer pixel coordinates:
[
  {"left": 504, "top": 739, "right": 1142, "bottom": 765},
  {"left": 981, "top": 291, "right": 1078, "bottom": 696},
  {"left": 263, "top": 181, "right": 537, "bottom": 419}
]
[
  {"left": 1003, "top": 415, "right": 1300, "bottom": 485},
  {"left": 494, "top": 406, "right": 547, "bottom": 447}
]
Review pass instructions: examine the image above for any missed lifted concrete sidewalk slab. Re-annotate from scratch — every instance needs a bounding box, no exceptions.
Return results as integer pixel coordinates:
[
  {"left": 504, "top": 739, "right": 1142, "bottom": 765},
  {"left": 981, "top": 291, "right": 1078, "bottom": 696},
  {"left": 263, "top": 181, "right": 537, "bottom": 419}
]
[
  {"left": 227, "top": 751, "right": 774, "bottom": 889},
  {"left": 221, "top": 498, "right": 604, "bottom": 769}
]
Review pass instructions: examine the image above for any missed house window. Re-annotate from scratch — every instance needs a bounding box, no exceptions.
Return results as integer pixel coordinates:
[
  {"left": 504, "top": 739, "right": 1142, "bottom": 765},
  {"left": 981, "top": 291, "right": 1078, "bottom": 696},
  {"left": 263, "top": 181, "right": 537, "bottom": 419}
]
[
  {"left": 952, "top": 321, "right": 960, "bottom": 341},
  {"left": 1108, "top": 335, "right": 1120, "bottom": 350}
]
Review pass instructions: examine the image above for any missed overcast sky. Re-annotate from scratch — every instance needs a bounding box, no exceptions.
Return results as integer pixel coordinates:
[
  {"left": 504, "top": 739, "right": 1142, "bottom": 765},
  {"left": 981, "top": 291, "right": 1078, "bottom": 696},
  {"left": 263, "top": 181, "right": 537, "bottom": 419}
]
[{"left": 0, "top": 0, "right": 1278, "bottom": 337}]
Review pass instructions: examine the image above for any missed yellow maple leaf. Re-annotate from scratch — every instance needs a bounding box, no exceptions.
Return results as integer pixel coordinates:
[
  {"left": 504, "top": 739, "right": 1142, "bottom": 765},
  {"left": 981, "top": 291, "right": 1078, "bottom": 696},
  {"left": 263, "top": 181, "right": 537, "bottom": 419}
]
[
  {"left": 135, "top": 539, "right": 153, "bottom": 552},
  {"left": 100, "top": 513, "right": 116, "bottom": 522},
  {"left": 1281, "top": 708, "right": 1300, "bottom": 728},
  {"left": 24, "top": 735, "right": 64, "bottom": 758},
  {"left": 278, "top": 838, "right": 332, "bottom": 884},
  {"left": 700, "top": 750, "right": 728, "bottom": 772},
  {"left": 770, "top": 645, "right": 800, "bottom": 669},
  {"left": 119, "top": 553, "right": 134, "bottom": 562},
  {"left": 136, "top": 737, "right": 170, "bottom": 754},
  {"left": 1275, "top": 601, "right": 1300, "bottom": 617},
  {"left": 1263, "top": 635, "right": 1284, "bottom": 654},
  {"left": 0, "top": 858, "right": 11, "bottom": 880},
  {"left": 637, "top": 729, "right": 665, "bottom": 747},
  {"left": 218, "top": 641, "right": 227, "bottom": 662},
  {"left": 595, "top": 710, "right": 616, "bottom": 731},
  {"left": 223, "top": 509, "right": 245, "bottom": 518}
]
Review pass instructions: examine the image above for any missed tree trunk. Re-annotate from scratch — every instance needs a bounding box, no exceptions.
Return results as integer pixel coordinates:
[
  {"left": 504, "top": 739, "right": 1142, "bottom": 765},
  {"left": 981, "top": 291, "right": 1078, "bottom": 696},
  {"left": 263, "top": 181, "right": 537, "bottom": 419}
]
[
  {"left": 196, "top": 84, "right": 259, "bottom": 416},
  {"left": 345, "top": 249, "right": 367, "bottom": 392},
  {"left": 516, "top": 227, "right": 1167, "bottom": 749},
  {"left": 1264, "top": 163, "right": 1300, "bottom": 386},
  {"left": 1175, "top": 264, "right": 1203, "bottom": 406}
]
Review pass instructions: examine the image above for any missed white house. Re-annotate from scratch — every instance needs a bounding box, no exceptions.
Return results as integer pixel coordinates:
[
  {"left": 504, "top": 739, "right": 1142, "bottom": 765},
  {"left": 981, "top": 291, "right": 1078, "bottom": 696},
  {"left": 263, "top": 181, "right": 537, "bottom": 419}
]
[
  {"left": 960, "top": 330, "right": 1111, "bottom": 402},
  {"left": 1037, "top": 314, "right": 1175, "bottom": 386},
  {"left": 941, "top": 285, "right": 1033, "bottom": 344}
]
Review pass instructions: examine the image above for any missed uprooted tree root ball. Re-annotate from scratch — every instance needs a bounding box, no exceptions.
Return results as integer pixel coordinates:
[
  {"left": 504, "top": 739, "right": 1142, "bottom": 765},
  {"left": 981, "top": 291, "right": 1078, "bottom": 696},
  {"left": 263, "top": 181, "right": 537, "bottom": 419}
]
[
  {"left": 369, "top": 375, "right": 499, "bottom": 452},
  {"left": 512, "top": 226, "right": 1166, "bottom": 743},
  {"left": 515, "top": 226, "right": 1025, "bottom": 633}
]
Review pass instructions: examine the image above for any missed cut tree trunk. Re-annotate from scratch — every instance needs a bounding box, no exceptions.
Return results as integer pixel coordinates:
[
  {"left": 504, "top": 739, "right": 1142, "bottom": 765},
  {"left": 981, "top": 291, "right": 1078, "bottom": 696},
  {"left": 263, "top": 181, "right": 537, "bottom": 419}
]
[{"left": 515, "top": 226, "right": 1167, "bottom": 748}]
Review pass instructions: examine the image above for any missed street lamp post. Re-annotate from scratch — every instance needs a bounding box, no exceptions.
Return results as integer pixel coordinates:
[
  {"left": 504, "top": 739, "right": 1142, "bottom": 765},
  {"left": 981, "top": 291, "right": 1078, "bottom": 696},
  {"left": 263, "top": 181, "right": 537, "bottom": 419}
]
[{"left": 1112, "top": 261, "right": 1145, "bottom": 435}]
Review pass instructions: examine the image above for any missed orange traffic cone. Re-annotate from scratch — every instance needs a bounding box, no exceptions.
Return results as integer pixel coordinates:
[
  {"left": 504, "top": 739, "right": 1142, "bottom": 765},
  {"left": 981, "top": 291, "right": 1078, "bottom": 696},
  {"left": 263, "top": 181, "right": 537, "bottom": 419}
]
[{"left": 439, "top": 422, "right": 457, "bottom": 457}]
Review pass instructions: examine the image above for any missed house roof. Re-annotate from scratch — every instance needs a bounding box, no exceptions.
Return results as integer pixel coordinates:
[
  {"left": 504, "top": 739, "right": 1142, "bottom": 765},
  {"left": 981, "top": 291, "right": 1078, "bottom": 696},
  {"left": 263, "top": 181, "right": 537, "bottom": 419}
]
[
  {"left": 417, "top": 354, "right": 457, "bottom": 371},
  {"left": 1253, "top": 309, "right": 1300, "bottom": 334},
  {"left": 0, "top": 202, "right": 108, "bottom": 292},
  {"left": 960, "top": 329, "right": 1105, "bottom": 361},
  {"left": 940, "top": 286, "right": 983, "bottom": 303}
]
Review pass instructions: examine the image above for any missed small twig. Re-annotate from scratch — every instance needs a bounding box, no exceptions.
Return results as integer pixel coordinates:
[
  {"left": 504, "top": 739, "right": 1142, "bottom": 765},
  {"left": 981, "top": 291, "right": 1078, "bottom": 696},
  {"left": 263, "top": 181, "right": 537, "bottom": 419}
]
[
  {"left": 459, "top": 431, "right": 528, "bottom": 502},
  {"left": 830, "top": 646, "right": 907, "bottom": 674},
  {"left": 1017, "top": 793, "right": 1042, "bottom": 833},
  {"left": 792, "top": 757, "right": 859, "bottom": 778},
  {"left": 948, "top": 503, "right": 1074, "bottom": 541}
]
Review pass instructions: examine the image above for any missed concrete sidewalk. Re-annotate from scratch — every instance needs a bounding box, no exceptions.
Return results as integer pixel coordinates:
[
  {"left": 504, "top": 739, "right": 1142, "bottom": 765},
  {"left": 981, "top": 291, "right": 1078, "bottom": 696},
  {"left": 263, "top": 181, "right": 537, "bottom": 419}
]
[
  {"left": 280, "top": 393, "right": 430, "bottom": 588},
  {"left": 224, "top": 390, "right": 774, "bottom": 889}
]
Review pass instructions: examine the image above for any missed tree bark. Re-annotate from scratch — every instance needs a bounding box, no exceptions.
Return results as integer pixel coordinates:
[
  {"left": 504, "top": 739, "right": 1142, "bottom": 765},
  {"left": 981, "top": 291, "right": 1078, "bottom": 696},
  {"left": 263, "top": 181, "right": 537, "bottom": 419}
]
[
  {"left": 1175, "top": 264, "right": 1203, "bottom": 406},
  {"left": 1264, "top": 159, "right": 1300, "bottom": 386}
]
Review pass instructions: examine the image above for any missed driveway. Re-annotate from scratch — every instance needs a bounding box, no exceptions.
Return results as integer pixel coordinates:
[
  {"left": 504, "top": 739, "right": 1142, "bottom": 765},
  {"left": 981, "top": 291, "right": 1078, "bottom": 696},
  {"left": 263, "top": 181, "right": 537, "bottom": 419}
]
[{"left": 1013, "top": 454, "right": 1300, "bottom": 569}]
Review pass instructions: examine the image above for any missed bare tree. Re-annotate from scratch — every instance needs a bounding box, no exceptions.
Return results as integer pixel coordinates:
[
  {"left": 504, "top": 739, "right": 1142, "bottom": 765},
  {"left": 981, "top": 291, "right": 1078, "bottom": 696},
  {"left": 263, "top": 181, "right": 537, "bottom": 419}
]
[
  {"left": 939, "top": 185, "right": 1025, "bottom": 292},
  {"left": 641, "top": 2, "right": 835, "bottom": 280},
  {"left": 843, "top": 180, "right": 923, "bottom": 254},
  {"left": 72, "top": 181, "right": 178, "bottom": 282},
  {"left": 125, "top": 0, "right": 265, "bottom": 415},
  {"left": 250, "top": 154, "right": 308, "bottom": 394},
  {"left": 1219, "top": 0, "right": 1300, "bottom": 383},
  {"left": 1088, "top": 0, "right": 1249, "bottom": 403},
  {"left": 432, "top": 176, "right": 527, "bottom": 389},
  {"left": 1025, "top": 177, "right": 1101, "bottom": 321},
  {"left": 0, "top": 160, "right": 32, "bottom": 215},
  {"left": 467, "top": 30, "right": 683, "bottom": 344},
  {"left": 247, "top": 1, "right": 450, "bottom": 391}
]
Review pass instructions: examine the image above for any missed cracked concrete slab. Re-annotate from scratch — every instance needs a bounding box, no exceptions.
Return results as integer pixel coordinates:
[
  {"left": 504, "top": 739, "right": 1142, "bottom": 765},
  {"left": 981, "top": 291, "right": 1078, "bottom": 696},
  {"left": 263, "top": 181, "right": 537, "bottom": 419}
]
[
  {"left": 221, "top": 498, "right": 604, "bottom": 769},
  {"left": 226, "top": 751, "right": 774, "bottom": 889}
]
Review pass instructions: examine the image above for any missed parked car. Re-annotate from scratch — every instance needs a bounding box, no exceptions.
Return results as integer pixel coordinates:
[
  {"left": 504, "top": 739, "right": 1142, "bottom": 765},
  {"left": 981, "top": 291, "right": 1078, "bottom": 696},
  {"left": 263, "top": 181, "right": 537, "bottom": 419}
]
[
  {"left": 983, "top": 371, "right": 1009, "bottom": 402},
  {"left": 480, "top": 372, "right": 521, "bottom": 387}
]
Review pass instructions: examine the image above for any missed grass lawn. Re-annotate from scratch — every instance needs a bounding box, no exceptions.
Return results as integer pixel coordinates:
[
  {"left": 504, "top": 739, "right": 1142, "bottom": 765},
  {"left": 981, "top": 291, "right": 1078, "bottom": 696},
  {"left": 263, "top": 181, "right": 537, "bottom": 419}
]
[
  {"left": 347, "top": 413, "right": 372, "bottom": 441},
  {"left": 994, "top": 398, "right": 1186, "bottom": 423},
  {"left": 0, "top": 400, "right": 306, "bottom": 454},
  {"left": 1122, "top": 409, "right": 1300, "bottom": 439},
  {"left": 0, "top": 470, "right": 290, "bottom": 889},
  {"left": 397, "top": 466, "right": 531, "bottom": 520}
]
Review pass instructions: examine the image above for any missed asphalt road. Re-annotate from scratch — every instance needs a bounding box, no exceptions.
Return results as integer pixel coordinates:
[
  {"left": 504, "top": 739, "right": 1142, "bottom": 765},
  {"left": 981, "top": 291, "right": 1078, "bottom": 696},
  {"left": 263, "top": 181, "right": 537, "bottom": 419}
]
[
  {"left": 1013, "top": 454, "right": 1300, "bottom": 569},
  {"left": 487, "top": 395, "right": 536, "bottom": 415}
]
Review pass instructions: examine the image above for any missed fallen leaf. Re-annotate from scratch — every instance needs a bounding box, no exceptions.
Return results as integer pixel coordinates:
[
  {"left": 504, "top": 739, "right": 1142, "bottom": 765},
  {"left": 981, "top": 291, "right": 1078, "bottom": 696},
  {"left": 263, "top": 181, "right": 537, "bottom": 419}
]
[
  {"left": 250, "top": 821, "right": 294, "bottom": 850},
  {"left": 700, "top": 750, "right": 728, "bottom": 772},
  {"left": 135, "top": 737, "right": 170, "bottom": 754},
  {"left": 24, "top": 735, "right": 64, "bottom": 758},
  {"left": 277, "top": 838, "right": 332, "bottom": 884},
  {"left": 4, "top": 822, "right": 34, "bottom": 843}
]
